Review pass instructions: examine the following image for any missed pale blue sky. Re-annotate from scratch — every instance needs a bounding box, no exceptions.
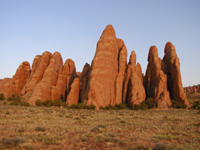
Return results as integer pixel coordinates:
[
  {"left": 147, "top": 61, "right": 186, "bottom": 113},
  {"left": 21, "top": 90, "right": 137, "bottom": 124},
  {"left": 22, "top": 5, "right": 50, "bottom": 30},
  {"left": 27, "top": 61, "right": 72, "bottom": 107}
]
[{"left": 0, "top": 0, "right": 199, "bottom": 86}]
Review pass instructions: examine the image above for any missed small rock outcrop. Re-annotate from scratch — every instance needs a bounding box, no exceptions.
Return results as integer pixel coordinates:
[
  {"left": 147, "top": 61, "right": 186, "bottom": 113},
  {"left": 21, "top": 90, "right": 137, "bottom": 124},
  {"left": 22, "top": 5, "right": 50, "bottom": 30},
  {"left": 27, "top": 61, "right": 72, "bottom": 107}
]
[
  {"left": 67, "top": 78, "right": 80, "bottom": 106},
  {"left": 184, "top": 85, "right": 200, "bottom": 94},
  {"left": 163, "top": 42, "right": 190, "bottom": 107},
  {"left": 0, "top": 78, "right": 12, "bottom": 94},
  {"left": 3, "top": 61, "right": 30, "bottom": 97}
]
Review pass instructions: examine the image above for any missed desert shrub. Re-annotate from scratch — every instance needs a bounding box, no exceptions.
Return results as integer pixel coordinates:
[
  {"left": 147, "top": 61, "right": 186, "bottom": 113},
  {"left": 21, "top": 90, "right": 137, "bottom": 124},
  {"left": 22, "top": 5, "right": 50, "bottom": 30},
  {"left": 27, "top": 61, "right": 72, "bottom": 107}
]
[
  {"left": 7, "top": 97, "right": 13, "bottom": 101},
  {"left": 114, "top": 104, "right": 128, "bottom": 110},
  {"left": 101, "top": 105, "right": 115, "bottom": 110},
  {"left": 171, "top": 100, "right": 187, "bottom": 109},
  {"left": 35, "top": 100, "right": 43, "bottom": 106},
  {"left": 192, "top": 100, "right": 200, "bottom": 110},
  {"left": 100, "top": 104, "right": 128, "bottom": 110},
  {"left": 41, "top": 99, "right": 66, "bottom": 107},
  {"left": 145, "top": 97, "right": 157, "bottom": 109},
  {"left": 34, "top": 126, "right": 46, "bottom": 132},
  {"left": 84, "top": 104, "right": 96, "bottom": 110},
  {"left": 0, "top": 93, "right": 4, "bottom": 100},
  {"left": 42, "top": 100, "right": 53, "bottom": 107},
  {"left": 69, "top": 103, "right": 96, "bottom": 109},
  {"left": 130, "top": 98, "right": 156, "bottom": 110},
  {"left": 153, "top": 143, "right": 170, "bottom": 150},
  {"left": 131, "top": 103, "right": 148, "bottom": 110},
  {"left": 21, "top": 102, "right": 30, "bottom": 106},
  {"left": 7, "top": 95, "right": 31, "bottom": 106},
  {"left": 51, "top": 99, "right": 64, "bottom": 107},
  {"left": 9, "top": 96, "right": 21, "bottom": 105},
  {"left": 35, "top": 99, "right": 66, "bottom": 107},
  {"left": 70, "top": 103, "right": 85, "bottom": 109},
  {"left": 197, "top": 110, "right": 200, "bottom": 114},
  {"left": 2, "top": 137, "right": 27, "bottom": 146},
  {"left": 131, "top": 100, "right": 150, "bottom": 110}
]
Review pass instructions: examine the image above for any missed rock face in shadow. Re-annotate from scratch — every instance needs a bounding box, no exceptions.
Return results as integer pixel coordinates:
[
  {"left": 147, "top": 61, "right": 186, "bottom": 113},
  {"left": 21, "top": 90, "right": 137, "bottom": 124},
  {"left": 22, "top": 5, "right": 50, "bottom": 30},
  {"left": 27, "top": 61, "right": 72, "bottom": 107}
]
[
  {"left": 3, "top": 61, "right": 30, "bottom": 97},
  {"left": 144, "top": 46, "right": 172, "bottom": 109},
  {"left": 51, "top": 59, "right": 76, "bottom": 101},
  {"left": 83, "top": 25, "right": 127, "bottom": 109},
  {"left": 163, "top": 42, "right": 190, "bottom": 107},
  {"left": 123, "top": 51, "right": 146, "bottom": 107},
  {"left": 79, "top": 63, "right": 90, "bottom": 103},
  {"left": 115, "top": 39, "right": 127, "bottom": 104}
]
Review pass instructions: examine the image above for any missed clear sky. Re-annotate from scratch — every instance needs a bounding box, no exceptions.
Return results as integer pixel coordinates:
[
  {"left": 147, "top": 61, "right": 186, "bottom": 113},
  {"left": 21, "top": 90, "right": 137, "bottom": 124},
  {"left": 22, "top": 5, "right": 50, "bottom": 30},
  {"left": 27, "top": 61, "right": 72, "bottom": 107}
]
[{"left": 0, "top": 0, "right": 199, "bottom": 87}]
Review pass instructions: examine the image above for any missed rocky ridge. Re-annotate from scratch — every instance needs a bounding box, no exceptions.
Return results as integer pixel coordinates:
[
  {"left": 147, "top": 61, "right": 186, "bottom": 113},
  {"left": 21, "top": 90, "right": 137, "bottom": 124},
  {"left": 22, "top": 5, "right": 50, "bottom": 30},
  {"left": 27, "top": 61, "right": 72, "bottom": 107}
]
[
  {"left": 184, "top": 84, "right": 200, "bottom": 94},
  {"left": 1, "top": 25, "right": 190, "bottom": 109}
]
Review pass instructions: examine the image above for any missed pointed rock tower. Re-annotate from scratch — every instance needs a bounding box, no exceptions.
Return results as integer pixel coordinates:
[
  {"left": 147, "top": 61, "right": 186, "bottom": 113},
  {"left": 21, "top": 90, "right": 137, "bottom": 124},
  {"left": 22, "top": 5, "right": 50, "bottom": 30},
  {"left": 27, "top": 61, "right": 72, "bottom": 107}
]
[
  {"left": 3, "top": 61, "right": 30, "bottom": 98},
  {"left": 144, "top": 46, "right": 172, "bottom": 109},
  {"left": 84, "top": 25, "right": 127, "bottom": 108},
  {"left": 123, "top": 51, "right": 146, "bottom": 107},
  {"left": 163, "top": 42, "right": 190, "bottom": 107}
]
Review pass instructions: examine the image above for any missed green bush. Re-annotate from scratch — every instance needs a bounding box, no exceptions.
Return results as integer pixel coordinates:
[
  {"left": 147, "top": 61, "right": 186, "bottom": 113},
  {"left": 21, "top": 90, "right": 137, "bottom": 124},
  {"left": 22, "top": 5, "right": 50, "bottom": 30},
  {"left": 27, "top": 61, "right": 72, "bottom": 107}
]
[
  {"left": 0, "top": 93, "right": 4, "bottom": 100},
  {"left": 9, "top": 96, "right": 21, "bottom": 105},
  {"left": 101, "top": 105, "right": 115, "bottom": 110},
  {"left": 35, "top": 99, "right": 66, "bottom": 107},
  {"left": 69, "top": 103, "right": 96, "bottom": 110},
  {"left": 70, "top": 103, "right": 85, "bottom": 109},
  {"left": 192, "top": 100, "right": 200, "bottom": 110},
  {"left": 42, "top": 100, "right": 54, "bottom": 107},
  {"left": 7, "top": 95, "right": 30, "bottom": 106},
  {"left": 145, "top": 97, "right": 157, "bottom": 109},
  {"left": 130, "top": 98, "right": 156, "bottom": 110},
  {"left": 35, "top": 100, "right": 43, "bottom": 106},
  {"left": 84, "top": 104, "right": 96, "bottom": 110},
  {"left": 127, "top": 97, "right": 156, "bottom": 110},
  {"left": 21, "top": 102, "right": 30, "bottom": 106},
  {"left": 171, "top": 100, "right": 187, "bottom": 109},
  {"left": 114, "top": 104, "right": 128, "bottom": 110},
  {"left": 131, "top": 102, "right": 148, "bottom": 110},
  {"left": 100, "top": 104, "right": 128, "bottom": 110}
]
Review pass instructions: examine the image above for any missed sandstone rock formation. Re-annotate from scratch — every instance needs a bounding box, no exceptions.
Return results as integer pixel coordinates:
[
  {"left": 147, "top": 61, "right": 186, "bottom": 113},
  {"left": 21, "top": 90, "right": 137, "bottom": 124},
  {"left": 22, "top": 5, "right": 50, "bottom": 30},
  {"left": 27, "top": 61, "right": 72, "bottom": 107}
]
[
  {"left": 3, "top": 61, "right": 30, "bottom": 98},
  {"left": 184, "top": 85, "right": 200, "bottom": 94},
  {"left": 51, "top": 59, "right": 76, "bottom": 101},
  {"left": 64, "top": 59, "right": 77, "bottom": 96},
  {"left": 0, "top": 78, "right": 12, "bottom": 94},
  {"left": 21, "top": 52, "right": 52, "bottom": 99},
  {"left": 163, "top": 42, "right": 190, "bottom": 107},
  {"left": 115, "top": 39, "right": 127, "bottom": 104},
  {"left": 144, "top": 46, "right": 172, "bottom": 109},
  {"left": 28, "top": 52, "right": 63, "bottom": 105},
  {"left": 79, "top": 63, "right": 90, "bottom": 103},
  {"left": 67, "top": 78, "right": 80, "bottom": 106},
  {"left": 83, "top": 25, "right": 128, "bottom": 109},
  {"left": 123, "top": 51, "right": 146, "bottom": 107},
  {"left": 0, "top": 25, "right": 190, "bottom": 109}
]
